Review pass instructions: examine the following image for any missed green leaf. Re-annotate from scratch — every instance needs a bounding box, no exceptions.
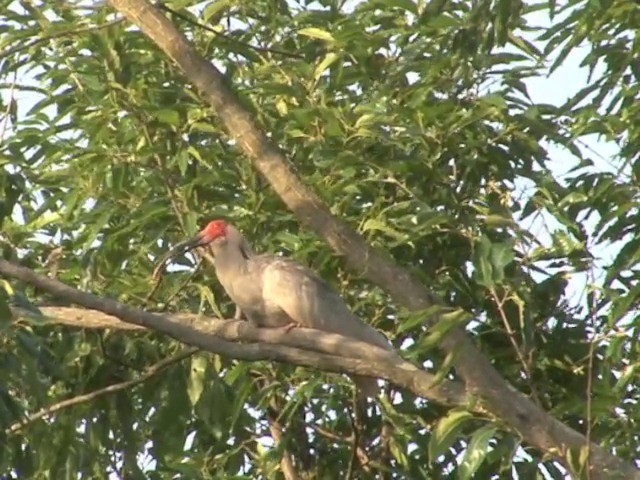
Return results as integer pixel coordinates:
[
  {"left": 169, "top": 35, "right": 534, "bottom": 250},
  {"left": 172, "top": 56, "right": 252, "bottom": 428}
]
[
  {"left": 314, "top": 52, "right": 341, "bottom": 82},
  {"left": 190, "top": 122, "right": 218, "bottom": 133},
  {"left": 376, "top": 0, "right": 417, "bottom": 13},
  {"left": 361, "top": 218, "right": 407, "bottom": 241},
  {"left": 608, "top": 282, "right": 640, "bottom": 327},
  {"left": 420, "top": 309, "right": 473, "bottom": 349},
  {"left": 298, "top": 27, "right": 336, "bottom": 44},
  {"left": 390, "top": 438, "right": 409, "bottom": 467},
  {"left": 25, "top": 211, "right": 62, "bottom": 231},
  {"left": 0, "top": 279, "right": 15, "bottom": 297},
  {"left": 458, "top": 426, "right": 497, "bottom": 480},
  {"left": 473, "top": 236, "right": 494, "bottom": 288},
  {"left": 187, "top": 354, "right": 207, "bottom": 406},
  {"left": 489, "top": 241, "right": 514, "bottom": 284},
  {"left": 397, "top": 305, "right": 444, "bottom": 334},
  {"left": 428, "top": 409, "right": 474, "bottom": 460},
  {"left": 481, "top": 93, "right": 507, "bottom": 109},
  {"left": 155, "top": 109, "right": 181, "bottom": 126},
  {"left": 202, "top": 0, "right": 232, "bottom": 22}
]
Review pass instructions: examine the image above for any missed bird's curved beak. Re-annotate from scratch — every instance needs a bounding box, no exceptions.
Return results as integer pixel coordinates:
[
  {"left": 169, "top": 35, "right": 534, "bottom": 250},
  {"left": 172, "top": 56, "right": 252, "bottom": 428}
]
[
  {"left": 152, "top": 232, "right": 211, "bottom": 281},
  {"left": 164, "top": 232, "right": 210, "bottom": 259}
]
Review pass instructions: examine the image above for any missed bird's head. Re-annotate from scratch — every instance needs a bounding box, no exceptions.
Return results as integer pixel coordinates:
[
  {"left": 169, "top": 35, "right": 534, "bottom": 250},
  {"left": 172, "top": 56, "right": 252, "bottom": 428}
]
[
  {"left": 154, "top": 219, "right": 253, "bottom": 280},
  {"left": 199, "top": 219, "right": 229, "bottom": 245},
  {"left": 153, "top": 220, "right": 239, "bottom": 280},
  {"left": 171, "top": 219, "right": 230, "bottom": 255}
]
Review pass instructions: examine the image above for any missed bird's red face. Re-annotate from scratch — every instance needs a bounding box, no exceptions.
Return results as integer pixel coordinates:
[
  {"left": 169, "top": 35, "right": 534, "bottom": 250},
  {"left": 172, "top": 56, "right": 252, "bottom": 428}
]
[{"left": 199, "top": 220, "right": 228, "bottom": 244}]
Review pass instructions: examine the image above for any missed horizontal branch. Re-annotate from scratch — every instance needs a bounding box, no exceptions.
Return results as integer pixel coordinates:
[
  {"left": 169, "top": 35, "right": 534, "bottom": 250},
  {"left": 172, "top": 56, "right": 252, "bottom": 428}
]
[
  {"left": 26, "top": 307, "right": 406, "bottom": 369},
  {"left": 1, "top": 259, "right": 467, "bottom": 408}
]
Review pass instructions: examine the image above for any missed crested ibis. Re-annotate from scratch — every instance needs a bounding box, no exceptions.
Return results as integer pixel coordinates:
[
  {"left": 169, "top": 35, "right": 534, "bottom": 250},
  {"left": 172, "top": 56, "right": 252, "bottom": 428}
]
[{"left": 162, "top": 219, "right": 396, "bottom": 397}]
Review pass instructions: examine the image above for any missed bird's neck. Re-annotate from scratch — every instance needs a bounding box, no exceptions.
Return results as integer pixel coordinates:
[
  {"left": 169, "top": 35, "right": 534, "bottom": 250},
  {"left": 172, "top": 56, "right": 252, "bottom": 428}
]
[{"left": 213, "top": 241, "right": 252, "bottom": 275}]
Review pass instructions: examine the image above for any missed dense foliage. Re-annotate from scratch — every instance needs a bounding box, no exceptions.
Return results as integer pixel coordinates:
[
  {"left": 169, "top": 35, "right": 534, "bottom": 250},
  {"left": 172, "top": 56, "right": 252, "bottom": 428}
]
[{"left": 1, "top": 0, "right": 638, "bottom": 478}]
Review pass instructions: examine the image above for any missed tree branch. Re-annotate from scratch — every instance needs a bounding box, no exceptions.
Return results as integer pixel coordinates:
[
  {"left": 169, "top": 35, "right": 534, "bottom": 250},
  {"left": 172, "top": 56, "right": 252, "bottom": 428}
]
[
  {"left": 103, "top": 1, "right": 639, "bottom": 476},
  {"left": 1, "top": 259, "right": 467, "bottom": 410},
  {"left": 6, "top": 347, "right": 197, "bottom": 435},
  {"left": 20, "top": 305, "right": 406, "bottom": 371}
]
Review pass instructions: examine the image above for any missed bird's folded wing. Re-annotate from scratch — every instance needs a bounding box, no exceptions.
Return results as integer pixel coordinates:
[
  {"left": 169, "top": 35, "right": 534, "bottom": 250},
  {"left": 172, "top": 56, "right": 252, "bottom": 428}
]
[{"left": 260, "top": 257, "right": 393, "bottom": 352}]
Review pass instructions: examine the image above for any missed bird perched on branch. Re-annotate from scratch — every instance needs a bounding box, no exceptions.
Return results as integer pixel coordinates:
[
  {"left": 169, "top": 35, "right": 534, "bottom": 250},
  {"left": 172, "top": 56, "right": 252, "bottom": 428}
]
[{"left": 159, "top": 219, "right": 396, "bottom": 397}]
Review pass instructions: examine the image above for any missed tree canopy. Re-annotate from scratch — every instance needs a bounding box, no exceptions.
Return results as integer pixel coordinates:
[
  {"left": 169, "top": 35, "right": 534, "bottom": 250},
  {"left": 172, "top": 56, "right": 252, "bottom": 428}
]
[{"left": 1, "top": 0, "right": 639, "bottom": 478}]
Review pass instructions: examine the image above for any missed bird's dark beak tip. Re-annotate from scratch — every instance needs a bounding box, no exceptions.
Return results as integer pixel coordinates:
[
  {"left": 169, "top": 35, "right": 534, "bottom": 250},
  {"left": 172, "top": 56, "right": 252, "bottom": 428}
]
[
  {"left": 157, "top": 233, "right": 206, "bottom": 265},
  {"left": 173, "top": 233, "right": 207, "bottom": 254}
]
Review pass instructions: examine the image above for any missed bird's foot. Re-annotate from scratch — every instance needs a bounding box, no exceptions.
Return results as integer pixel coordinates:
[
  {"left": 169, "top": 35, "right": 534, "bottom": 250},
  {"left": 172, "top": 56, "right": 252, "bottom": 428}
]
[{"left": 279, "top": 322, "right": 299, "bottom": 333}]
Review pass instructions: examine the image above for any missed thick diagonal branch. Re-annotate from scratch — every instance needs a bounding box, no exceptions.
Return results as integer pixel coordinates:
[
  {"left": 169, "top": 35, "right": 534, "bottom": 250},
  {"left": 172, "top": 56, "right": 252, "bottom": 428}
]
[{"left": 104, "top": 1, "right": 639, "bottom": 477}]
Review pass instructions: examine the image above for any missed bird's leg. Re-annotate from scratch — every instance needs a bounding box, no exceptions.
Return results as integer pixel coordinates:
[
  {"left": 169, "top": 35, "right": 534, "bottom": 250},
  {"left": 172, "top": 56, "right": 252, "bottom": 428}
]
[{"left": 233, "top": 305, "right": 244, "bottom": 320}]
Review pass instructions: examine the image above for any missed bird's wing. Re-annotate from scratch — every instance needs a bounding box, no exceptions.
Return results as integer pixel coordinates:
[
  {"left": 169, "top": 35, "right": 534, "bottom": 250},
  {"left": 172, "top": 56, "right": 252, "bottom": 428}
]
[{"left": 258, "top": 255, "right": 392, "bottom": 350}]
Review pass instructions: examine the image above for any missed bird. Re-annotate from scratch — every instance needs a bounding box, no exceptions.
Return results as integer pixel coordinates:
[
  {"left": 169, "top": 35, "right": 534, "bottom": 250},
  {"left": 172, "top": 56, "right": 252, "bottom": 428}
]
[{"left": 160, "top": 219, "right": 396, "bottom": 397}]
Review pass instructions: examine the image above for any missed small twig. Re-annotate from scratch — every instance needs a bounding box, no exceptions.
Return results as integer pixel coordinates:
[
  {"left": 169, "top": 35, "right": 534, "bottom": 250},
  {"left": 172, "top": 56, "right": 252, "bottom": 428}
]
[
  {"left": 285, "top": 403, "right": 314, "bottom": 472},
  {"left": 0, "top": 83, "right": 50, "bottom": 95},
  {"left": 145, "top": 271, "right": 165, "bottom": 304},
  {"left": 164, "top": 258, "right": 203, "bottom": 306},
  {"left": 585, "top": 271, "right": 598, "bottom": 480},
  {"left": 267, "top": 397, "right": 300, "bottom": 480},
  {"left": 303, "top": 425, "right": 377, "bottom": 474},
  {"left": 269, "top": 423, "right": 299, "bottom": 480},
  {"left": 346, "top": 392, "right": 369, "bottom": 479},
  {"left": 0, "top": 18, "right": 125, "bottom": 60},
  {"left": 7, "top": 347, "right": 197, "bottom": 435},
  {"left": 489, "top": 288, "right": 542, "bottom": 407},
  {"left": 256, "top": 375, "right": 302, "bottom": 480},
  {"left": 43, "top": 246, "right": 63, "bottom": 279},
  {"left": 378, "top": 422, "right": 394, "bottom": 475},
  {"left": 153, "top": 154, "right": 187, "bottom": 233},
  {"left": 146, "top": 254, "right": 203, "bottom": 305},
  {"left": 144, "top": 248, "right": 203, "bottom": 312},
  {"left": 345, "top": 410, "right": 359, "bottom": 479},
  {"left": 313, "top": 425, "right": 352, "bottom": 443},
  {"left": 156, "top": 3, "right": 304, "bottom": 60},
  {"left": 0, "top": 72, "right": 17, "bottom": 143},
  {"left": 585, "top": 337, "right": 595, "bottom": 480},
  {"left": 0, "top": 236, "right": 19, "bottom": 251},
  {"left": 375, "top": 387, "right": 394, "bottom": 475}
]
